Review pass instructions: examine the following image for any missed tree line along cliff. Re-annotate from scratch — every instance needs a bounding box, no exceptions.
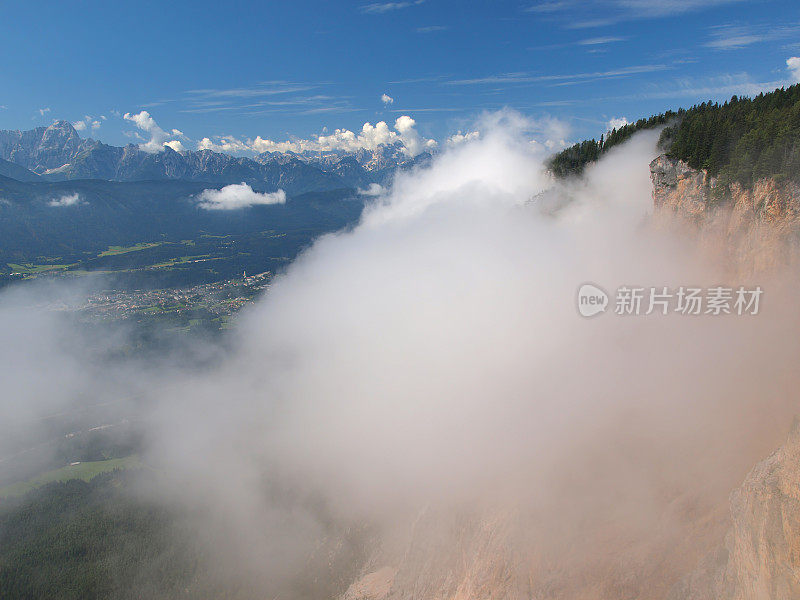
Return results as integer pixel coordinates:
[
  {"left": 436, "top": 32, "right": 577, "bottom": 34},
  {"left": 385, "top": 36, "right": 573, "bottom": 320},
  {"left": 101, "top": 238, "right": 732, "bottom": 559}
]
[{"left": 549, "top": 83, "right": 800, "bottom": 193}]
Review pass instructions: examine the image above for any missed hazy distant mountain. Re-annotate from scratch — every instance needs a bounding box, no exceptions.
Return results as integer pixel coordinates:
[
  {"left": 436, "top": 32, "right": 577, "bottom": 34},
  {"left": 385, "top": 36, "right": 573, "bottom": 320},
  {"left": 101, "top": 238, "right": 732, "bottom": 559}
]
[
  {"left": 0, "top": 120, "right": 92, "bottom": 174},
  {"left": 0, "top": 121, "right": 431, "bottom": 194}
]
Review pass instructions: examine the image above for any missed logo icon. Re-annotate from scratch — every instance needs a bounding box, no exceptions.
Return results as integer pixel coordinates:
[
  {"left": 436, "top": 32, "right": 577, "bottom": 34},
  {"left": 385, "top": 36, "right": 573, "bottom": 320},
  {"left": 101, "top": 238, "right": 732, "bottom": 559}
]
[{"left": 577, "top": 283, "right": 608, "bottom": 317}]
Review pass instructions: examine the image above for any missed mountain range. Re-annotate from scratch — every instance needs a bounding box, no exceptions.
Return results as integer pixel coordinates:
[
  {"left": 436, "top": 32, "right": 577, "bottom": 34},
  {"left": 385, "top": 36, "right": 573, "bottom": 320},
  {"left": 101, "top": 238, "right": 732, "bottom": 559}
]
[{"left": 0, "top": 121, "right": 431, "bottom": 195}]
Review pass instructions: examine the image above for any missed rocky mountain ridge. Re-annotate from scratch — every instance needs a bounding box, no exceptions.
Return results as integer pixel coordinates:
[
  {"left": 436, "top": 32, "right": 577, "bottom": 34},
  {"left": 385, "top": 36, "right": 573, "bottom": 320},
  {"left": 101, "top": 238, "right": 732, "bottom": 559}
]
[{"left": 0, "top": 121, "right": 430, "bottom": 195}]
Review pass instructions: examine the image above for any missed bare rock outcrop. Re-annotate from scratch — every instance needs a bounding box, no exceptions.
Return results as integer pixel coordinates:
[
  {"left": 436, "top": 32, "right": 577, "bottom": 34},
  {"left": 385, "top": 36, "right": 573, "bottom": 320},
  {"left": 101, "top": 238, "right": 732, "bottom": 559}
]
[
  {"left": 342, "top": 566, "right": 398, "bottom": 600},
  {"left": 338, "top": 498, "right": 731, "bottom": 600},
  {"left": 671, "top": 421, "right": 800, "bottom": 600},
  {"left": 650, "top": 155, "right": 800, "bottom": 274},
  {"left": 341, "top": 510, "right": 534, "bottom": 600},
  {"left": 650, "top": 155, "right": 714, "bottom": 218}
]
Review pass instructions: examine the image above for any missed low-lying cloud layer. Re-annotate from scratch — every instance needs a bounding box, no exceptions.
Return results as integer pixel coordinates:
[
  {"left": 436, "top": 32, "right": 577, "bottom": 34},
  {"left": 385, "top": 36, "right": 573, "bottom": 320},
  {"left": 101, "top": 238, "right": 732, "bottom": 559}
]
[
  {"left": 2, "top": 111, "right": 799, "bottom": 597},
  {"left": 48, "top": 192, "right": 82, "bottom": 207},
  {"left": 195, "top": 183, "right": 286, "bottom": 210}
]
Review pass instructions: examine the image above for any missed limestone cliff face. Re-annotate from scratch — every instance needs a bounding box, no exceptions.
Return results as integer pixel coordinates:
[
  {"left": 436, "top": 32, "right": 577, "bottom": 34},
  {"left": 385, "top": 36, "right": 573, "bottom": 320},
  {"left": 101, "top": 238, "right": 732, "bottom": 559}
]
[
  {"left": 339, "top": 499, "right": 728, "bottom": 600},
  {"left": 671, "top": 422, "right": 800, "bottom": 600},
  {"left": 341, "top": 511, "right": 532, "bottom": 600},
  {"left": 650, "top": 155, "right": 800, "bottom": 274},
  {"left": 650, "top": 155, "right": 715, "bottom": 218},
  {"left": 340, "top": 424, "right": 800, "bottom": 600}
]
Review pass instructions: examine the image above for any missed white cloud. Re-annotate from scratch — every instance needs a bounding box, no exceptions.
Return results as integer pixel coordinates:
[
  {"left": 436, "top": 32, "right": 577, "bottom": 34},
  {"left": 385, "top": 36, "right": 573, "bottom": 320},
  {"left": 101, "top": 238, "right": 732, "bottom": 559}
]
[
  {"left": 532, "top": 115, "right": 571, "bottom": 150},
  {"left": 614, "top": 0, "right": 744, "bottom": 17},
  {"left": 186, "top": 83, "right": 316, "bottom": 100},
  {"left": 788, "top": 57, "right": 800, "bottom": 84},
  {"left": 602, "top": 71, "right": 788, "bottom": 102},
  {"left": 124, "top": 110, "right": 158, "bottom": 132},
  {"left": 447, "top": 64, "right": 669, "bottom": 86},
  {"left": 196, "top": 183, "right": 287, "bottom": 210},
  {"left": 578, "top": 36, "right": 625, "bottom": 45},
  {"left": 164, "top": 140, "right": 185, "bottom": 152},
  {"left": 567, "top": 0, "right": 746, "bottom": 27},
  {"left": 606, "top": 116, "right": 629, "bottom": 132},
  {"left": 704, "top": 25, "right": 764, "bottom": 50},
  {"left": 48, "top": 193, "right": 82, "bottom": 207},
  {"left": 358, "top": 183, "right": 386, "bottom": 196},
  {"left": 395, "top": 115, "right": 437, "bottom": 156},
  {"left": 444, "top": 112, "right": 570, "bottom": 154},
  {"left": 73, "top": 115, "right": 102, "bottom": 132},
  {"left": 123, "top": 110, "right": 185, "bottom": 153},
  {"left": 199, "top": 115, "right": 436, "bottom": 157},
  {"left": 705, "top": 24, "right": 800, "bottom": 50},
  {"left": 446, "top": 131, "right": 481, "bottom": 146},
  {"left": 361, "top": 0, "right": 424, "bottom": 14},
  {"left": 197, "top": 136, "right": 254, "bottom": 154},
  {"left": 381, "top": 93, "right": 394, "bottom": 105},
  {"left": 524, "top": 1, "right": 576, "bottom": 12}
]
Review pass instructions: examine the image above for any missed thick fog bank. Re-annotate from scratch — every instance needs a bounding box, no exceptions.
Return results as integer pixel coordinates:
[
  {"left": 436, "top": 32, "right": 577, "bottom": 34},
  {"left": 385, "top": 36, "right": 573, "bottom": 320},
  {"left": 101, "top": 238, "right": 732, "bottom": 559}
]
[{"left": 1, "top": 112, "right": 798, "bottom": 596}]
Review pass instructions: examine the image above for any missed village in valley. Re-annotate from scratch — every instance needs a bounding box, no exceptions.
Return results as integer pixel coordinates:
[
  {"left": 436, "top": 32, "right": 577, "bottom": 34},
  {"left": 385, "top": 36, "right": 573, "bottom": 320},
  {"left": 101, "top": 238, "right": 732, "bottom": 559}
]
[{"left": 55, "top": 271, "right": 272, "bottom": 329}]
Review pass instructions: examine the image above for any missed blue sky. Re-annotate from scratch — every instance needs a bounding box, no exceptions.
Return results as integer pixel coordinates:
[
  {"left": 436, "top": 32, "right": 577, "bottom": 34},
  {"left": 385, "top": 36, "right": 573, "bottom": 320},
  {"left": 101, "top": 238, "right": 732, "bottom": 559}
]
[{"left": 1, "top": 0, "right": 799, "bottom": 154}]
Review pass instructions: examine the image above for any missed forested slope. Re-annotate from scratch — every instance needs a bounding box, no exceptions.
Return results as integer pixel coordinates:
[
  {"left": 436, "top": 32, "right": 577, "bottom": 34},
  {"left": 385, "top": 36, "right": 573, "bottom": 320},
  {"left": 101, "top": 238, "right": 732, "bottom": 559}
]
[{"left": 549, "top": 84, "right": 800, "bottom": 192}]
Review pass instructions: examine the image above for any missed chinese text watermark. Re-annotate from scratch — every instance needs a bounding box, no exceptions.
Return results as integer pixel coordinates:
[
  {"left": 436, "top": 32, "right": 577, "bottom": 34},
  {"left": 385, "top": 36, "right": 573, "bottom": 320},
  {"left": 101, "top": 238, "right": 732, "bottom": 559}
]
[{"left": 577, "top": 284, "right": 762, "bottom": 318}]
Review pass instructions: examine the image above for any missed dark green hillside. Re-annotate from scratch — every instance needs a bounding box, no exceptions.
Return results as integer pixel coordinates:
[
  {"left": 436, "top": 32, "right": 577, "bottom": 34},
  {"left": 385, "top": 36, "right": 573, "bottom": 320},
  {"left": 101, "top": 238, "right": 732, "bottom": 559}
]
[
  {"left": 548, "top": 83, "right": 800, "bottom": 191},
  {"left": 0, "top": 471, "right": 369, "bottom": 600},
  {"left": 0, "top": 473, "right": 206, "bottom": 600}
]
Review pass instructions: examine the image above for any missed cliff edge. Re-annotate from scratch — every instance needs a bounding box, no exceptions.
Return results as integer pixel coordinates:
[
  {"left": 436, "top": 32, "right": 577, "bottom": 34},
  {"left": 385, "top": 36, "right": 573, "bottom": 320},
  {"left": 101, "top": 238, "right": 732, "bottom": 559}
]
[{"left": 650, "top": 155, "right": 800, "bottom": 274}]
